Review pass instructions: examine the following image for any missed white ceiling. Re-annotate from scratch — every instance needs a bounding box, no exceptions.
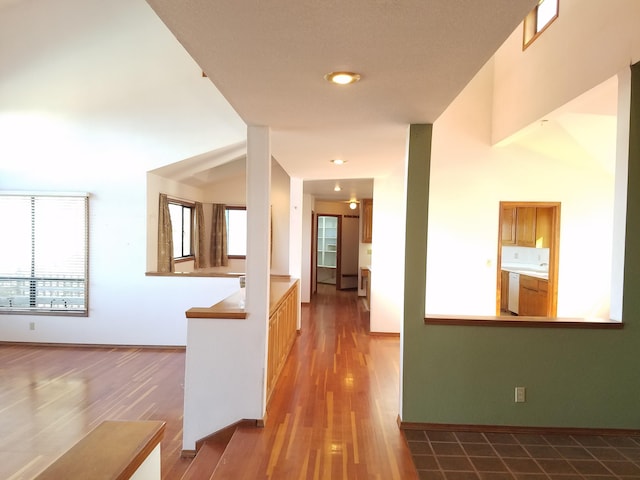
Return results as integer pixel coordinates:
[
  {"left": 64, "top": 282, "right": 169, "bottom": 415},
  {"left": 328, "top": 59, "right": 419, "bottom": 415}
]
[{"left": 145, "top": 0, "right": 538, "bottom": 199}]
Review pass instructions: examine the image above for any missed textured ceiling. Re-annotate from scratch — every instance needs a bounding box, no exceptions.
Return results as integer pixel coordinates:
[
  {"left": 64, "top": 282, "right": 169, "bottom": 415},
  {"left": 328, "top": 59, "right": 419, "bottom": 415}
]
[{"left": 145, "top": 0, "right": 538, "bottom": 186}]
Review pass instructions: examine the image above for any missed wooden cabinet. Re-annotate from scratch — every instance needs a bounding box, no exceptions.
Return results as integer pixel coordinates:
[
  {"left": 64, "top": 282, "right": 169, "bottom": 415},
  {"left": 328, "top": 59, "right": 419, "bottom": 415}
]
[
  {"left": 501, "top": 207, "right": 517, "bottom": 246},
  {"left": 515, "top": 207, "right": 537, "bottom": 247},
  {"left": 502, "top": 206, "right": 553, "bottom": 248},
  {"left": 500, "top": 270, "right": 509, "bottom": 312},
  {"left": 519, "top": 275, "right": 548, "bottom": 316},
  {"left": 361, "top": 198, "right": 373, "bottom": 243}
]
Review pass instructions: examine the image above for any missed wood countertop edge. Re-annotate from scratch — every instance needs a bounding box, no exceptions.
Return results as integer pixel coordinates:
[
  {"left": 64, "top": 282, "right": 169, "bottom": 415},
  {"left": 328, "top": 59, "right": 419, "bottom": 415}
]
[
  {"left": 186, "top": 278, "right": 299, "bottom": 320},
  {"left": 34, "top": 420, "right": 166, "bottom": 480},
  {"left": 424, "top": 315, "right": 623, "bottom": 329}
]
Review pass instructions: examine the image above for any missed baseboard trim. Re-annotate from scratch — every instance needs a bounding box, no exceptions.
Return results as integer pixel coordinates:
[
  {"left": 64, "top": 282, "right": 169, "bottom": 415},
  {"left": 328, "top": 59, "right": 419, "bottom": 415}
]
[
  {"left": 0, "top": 341, "right": 186, "bottom": 350},
  {"left": 397, "top": 417, "right": 640, "bottom": 436},
  {"left": 368, "top": 332, "right": 400, "bottom": 338}
]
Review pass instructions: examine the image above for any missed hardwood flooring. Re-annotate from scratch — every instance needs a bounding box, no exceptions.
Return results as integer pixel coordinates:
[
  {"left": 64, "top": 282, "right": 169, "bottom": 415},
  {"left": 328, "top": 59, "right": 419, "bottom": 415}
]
[
  {"left": 0, "top": 345, "right": 191, "bottom": 480},
  {"left": 211, "top": 284, "right": 418, "bottom": 479},
  {"left": 0, "top": 284, "right": 416, "bottom": 479}
]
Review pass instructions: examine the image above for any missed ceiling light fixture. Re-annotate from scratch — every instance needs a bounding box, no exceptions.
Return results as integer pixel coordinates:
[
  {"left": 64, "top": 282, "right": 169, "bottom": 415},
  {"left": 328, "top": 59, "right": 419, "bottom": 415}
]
[
  {"left": 324, "top": 71, "right": 361, "bottom": 85},
  {"left": 330, "top": 159, "right": 346, "bottom": 165},
  {"left": 349, "top": 201, "right": 358, "bottom": 210},
  {"left": 334, "top": 185, "right": 341, "bottom": 192}
]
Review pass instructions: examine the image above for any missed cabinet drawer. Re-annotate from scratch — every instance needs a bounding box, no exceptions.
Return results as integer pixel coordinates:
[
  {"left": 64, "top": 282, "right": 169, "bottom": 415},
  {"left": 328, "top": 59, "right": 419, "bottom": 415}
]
[
  {"left": 539, "top": 280, "right": 548, "bottom": 293},
  {"left": 520, "top": 275, "right": 539, "bottom": 291}
]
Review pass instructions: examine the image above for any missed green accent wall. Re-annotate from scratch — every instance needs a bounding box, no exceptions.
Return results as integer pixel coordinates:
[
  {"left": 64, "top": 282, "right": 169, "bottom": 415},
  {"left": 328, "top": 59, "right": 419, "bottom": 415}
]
[{"left": 401, "top": 64, "right": 640, "bottom": 429}]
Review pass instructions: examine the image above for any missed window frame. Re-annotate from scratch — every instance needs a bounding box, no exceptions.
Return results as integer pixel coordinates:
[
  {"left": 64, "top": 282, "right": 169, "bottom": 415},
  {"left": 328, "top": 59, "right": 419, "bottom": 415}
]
[
  {"left": 0, "top": 192, "right": 89, "bottom": 316},
  {"left": 523, "top": 0, "right": 559, "bottom": 50},
  {"left": 168, "top": 200, "right": 195, "bottom": 261},
  {"left": 225, "top": 206, "right": 247, "bottom": 259}
]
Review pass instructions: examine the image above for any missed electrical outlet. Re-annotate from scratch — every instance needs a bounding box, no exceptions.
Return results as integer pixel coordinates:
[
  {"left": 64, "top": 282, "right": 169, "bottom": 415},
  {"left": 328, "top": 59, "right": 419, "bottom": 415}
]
[
  {"left": 29, "top": 322, "right": 35, "bottom": 331},
  {"left": 515, "top": 386, "right": 526, "bottom": 403},
  {"left": 514, "top": 252, "right": 519, "bottom": 259}
]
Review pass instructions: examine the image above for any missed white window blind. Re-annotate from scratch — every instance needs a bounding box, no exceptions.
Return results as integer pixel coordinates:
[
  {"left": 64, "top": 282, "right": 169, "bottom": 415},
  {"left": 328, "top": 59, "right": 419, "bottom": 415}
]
[{"left": 0, "top": 193, "right": 89, "bottom": 315}]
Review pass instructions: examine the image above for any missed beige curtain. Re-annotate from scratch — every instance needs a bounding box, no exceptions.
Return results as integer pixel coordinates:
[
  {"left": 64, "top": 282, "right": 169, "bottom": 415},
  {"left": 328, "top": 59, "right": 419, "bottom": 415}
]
[
  {"left": 157, "top": 194, "right": 174, "bottom": 273},
  {"left": 194, "top": 202, "right": 206, "bottom": 269},
  {"left": 211, "top": 203, "right": 228, "bottom": 267}
]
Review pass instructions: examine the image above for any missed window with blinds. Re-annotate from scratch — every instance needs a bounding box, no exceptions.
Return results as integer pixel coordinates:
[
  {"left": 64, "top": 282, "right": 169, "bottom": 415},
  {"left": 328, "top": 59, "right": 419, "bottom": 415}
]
[{"left": 0, "top": 193, "right": 89, "bottom": 316}]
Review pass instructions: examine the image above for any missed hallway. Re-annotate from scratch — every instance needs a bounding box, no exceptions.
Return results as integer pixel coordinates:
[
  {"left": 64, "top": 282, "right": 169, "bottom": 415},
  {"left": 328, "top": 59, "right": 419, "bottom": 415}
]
[{"left": 211, "top": 283, "right": 418, "bottom": 478}]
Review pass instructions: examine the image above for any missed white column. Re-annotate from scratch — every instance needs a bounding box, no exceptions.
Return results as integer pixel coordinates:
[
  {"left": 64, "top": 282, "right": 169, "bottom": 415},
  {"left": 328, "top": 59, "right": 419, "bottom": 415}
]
[{"left": 246, "top": 125, "right": 272, "bottom": 414}]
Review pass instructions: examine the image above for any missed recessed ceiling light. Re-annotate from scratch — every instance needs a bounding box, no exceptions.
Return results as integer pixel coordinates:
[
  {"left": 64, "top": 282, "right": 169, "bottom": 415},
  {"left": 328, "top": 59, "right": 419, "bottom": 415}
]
[
  {"left": 324, "top": 71, "right": 361, "bottom": 85},
  {"left": 330, "top": 159, "right": 346, "bottom": 165},
  {"left": 334, "top": 185, "right": 341, "bottom": 192}
]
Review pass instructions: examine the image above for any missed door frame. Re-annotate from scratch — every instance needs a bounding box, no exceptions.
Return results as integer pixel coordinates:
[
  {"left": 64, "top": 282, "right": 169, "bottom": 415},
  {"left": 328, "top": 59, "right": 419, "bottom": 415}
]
[
  {"left": 496, "top": 201, "right": 561, "bottom": 317},
  {"left": 315, "top": 214, "right": 342, "bottom": 290}
]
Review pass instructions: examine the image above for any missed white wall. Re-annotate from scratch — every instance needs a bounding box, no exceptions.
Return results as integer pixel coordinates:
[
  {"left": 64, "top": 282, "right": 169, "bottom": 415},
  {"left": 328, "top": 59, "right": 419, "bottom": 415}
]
[
  {"left": 0, "top": 0, "right": 246, "bottom": 345},
  {"left": 427, "top": 58, "right": 615, "bottom": 319},
  {"left": 369, "top": 165, "right": 407, "bottom": 333},
  {"left": 300, "top": 194, "right": 314, "bottom": 302},
  {"left": 271, "top": 159, "right": 291, "bottom": 275},
  {"left": 492, "top": 0, "right": 640, "bottom": 143}
]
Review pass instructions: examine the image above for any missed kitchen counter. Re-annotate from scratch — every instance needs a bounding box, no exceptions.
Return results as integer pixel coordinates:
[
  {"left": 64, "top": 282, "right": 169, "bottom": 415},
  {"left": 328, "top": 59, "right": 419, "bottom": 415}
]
[
  {"left": 185, "top": 277, "right": 298, "bottom": 319},
  {"left": 501, "top": 264, "right": 548, "bottom": 280}
]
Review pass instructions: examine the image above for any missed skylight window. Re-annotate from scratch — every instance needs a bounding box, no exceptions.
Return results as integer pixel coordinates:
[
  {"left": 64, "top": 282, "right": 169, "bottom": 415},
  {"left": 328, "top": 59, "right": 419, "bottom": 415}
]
[{"left": 523, "top": 0, "right": 559, "bottom": 50}]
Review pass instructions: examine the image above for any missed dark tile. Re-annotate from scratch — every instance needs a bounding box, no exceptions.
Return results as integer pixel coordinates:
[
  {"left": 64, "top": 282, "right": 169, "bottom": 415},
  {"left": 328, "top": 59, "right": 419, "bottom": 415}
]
[
  {"left": 406, "top": 430, "right": 429, "bottom": 441},
  {"left": 438, "top": 456, "right": 474, "bottom": 471},
  {"left": 586, "top": 446, "right": 626, "bottom": 460},
  {"left": 463, "top": 443, "right": 497, "bottom": 457},
  {"left": 485, "top": 433, "right": 518, "bottom": 444},
  {"left": 514, "top": 434, "right": 548, "bottom": 446},
  {"left": 419, "top": 470, "right": 445, "bottom": 480},
  {"left": 443, "top": 472, "right": 480, "bottom": 480},
  {"left": 619, "top": 447, "right": 640, "bottom": 461},
  {"left": 572, "top": 435, "right": 608, "bottom": 447},
  {"left": 569, "top": 460, "right": 610, "bottom": 475},
  {"left": 602, "top": 460, "right": 640, "bottom": 475},
  {"left": 410, "top": 441, "right": 434, "bottom": 455},
  {"left": 510, "top": 474, "right": 547, "bottom": 480},
  {"left": 493, "top": 444, "right": 529, "bottom": 458},
  {"left": 427, "top": 431, "right": 459, "bottom": 442},
  {"left": 457, "top": 432, "right": 488, "bottom": 443},
  {"left": 502, "top": 458, "right": 542, "bottom": 473},
  {"left": 525, "top": 445, "right": 560, "bottom": 459},
  {"left": 555, "top": 446, "right": 593, "bottom": 460},
  {"left": 546, "top": 475, "right": 582, "bottom": 480},
  {"left": 470, "top": 457, "right": 508, "bottom": 472},
  {"left": 414, "top": 454, "right": 439, "bottom": 470},
  {"left": 536, "top": 459, "right": 577, "bottom": 474},
  {"left": 478, "top": 473, "right": 514, "bottom": 480},
  {"left": 543, "top": 435, "right": 579, "bottom": 446},
  {"left": 605, "top": 436, "right": 639, "bottom": 448},
  {"left": 432, "top": 442, "right": 465, "bottom": 456}
]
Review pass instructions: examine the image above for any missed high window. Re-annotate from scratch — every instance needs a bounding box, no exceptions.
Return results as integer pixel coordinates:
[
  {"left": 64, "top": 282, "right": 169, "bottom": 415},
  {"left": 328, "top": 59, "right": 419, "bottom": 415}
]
[
  {"left": 168, "top": 201, "right": 194, "bottom": 259},
  {"left": 225, "top": 206, "right": 247, "bottom": 258},
  {"left": 0, "top": 193, "right": 89, "bottom": 315},
  {"left": 523, "top": 0, "right": 559, "bottom": 49}
]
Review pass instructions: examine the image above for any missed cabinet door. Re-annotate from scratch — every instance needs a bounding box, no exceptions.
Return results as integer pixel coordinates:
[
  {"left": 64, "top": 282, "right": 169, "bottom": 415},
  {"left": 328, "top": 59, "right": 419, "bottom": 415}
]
[
  {"left": 361, "top": 199, "right": 373, "bottom": 243},
  {"left": 501, "top": 207, "right": 517, "bottom": 246},
  {"left": 535, "top": 207, "right": 553, "bottom": 248},
  {"left": 516, "top": 207, "right": 536, "bottom": 247},
  {"left": 500, "top": 270, "right": 509, "bottom": 311}
]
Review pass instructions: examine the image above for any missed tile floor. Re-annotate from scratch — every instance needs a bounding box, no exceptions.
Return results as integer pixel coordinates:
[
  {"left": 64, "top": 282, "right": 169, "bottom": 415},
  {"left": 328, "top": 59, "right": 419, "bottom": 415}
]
[{"left": 404, "top": 430, "right": 640, "bottom": 480}]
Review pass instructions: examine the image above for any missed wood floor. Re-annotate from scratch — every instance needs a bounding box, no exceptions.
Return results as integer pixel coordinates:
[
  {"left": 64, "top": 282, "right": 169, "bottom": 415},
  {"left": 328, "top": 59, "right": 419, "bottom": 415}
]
[{"left": 0, "top": 284, "right": 417, "bottom": 479}]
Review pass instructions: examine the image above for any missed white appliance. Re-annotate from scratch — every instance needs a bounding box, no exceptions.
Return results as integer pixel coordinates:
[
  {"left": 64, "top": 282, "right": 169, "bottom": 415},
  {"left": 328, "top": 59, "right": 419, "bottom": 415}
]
[{"left": 508, "top": 272, "right": 520, "bottom": 314}]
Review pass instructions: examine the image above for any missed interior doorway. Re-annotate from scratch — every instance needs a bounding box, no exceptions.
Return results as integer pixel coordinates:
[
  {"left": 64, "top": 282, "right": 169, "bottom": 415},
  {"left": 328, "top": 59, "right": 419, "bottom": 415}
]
[
  {"left": 496, "top": 202, "right": 560, "bottom": 317},
  {"left": 317, "top": 215, "right": 341, "bottom": 288}
]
